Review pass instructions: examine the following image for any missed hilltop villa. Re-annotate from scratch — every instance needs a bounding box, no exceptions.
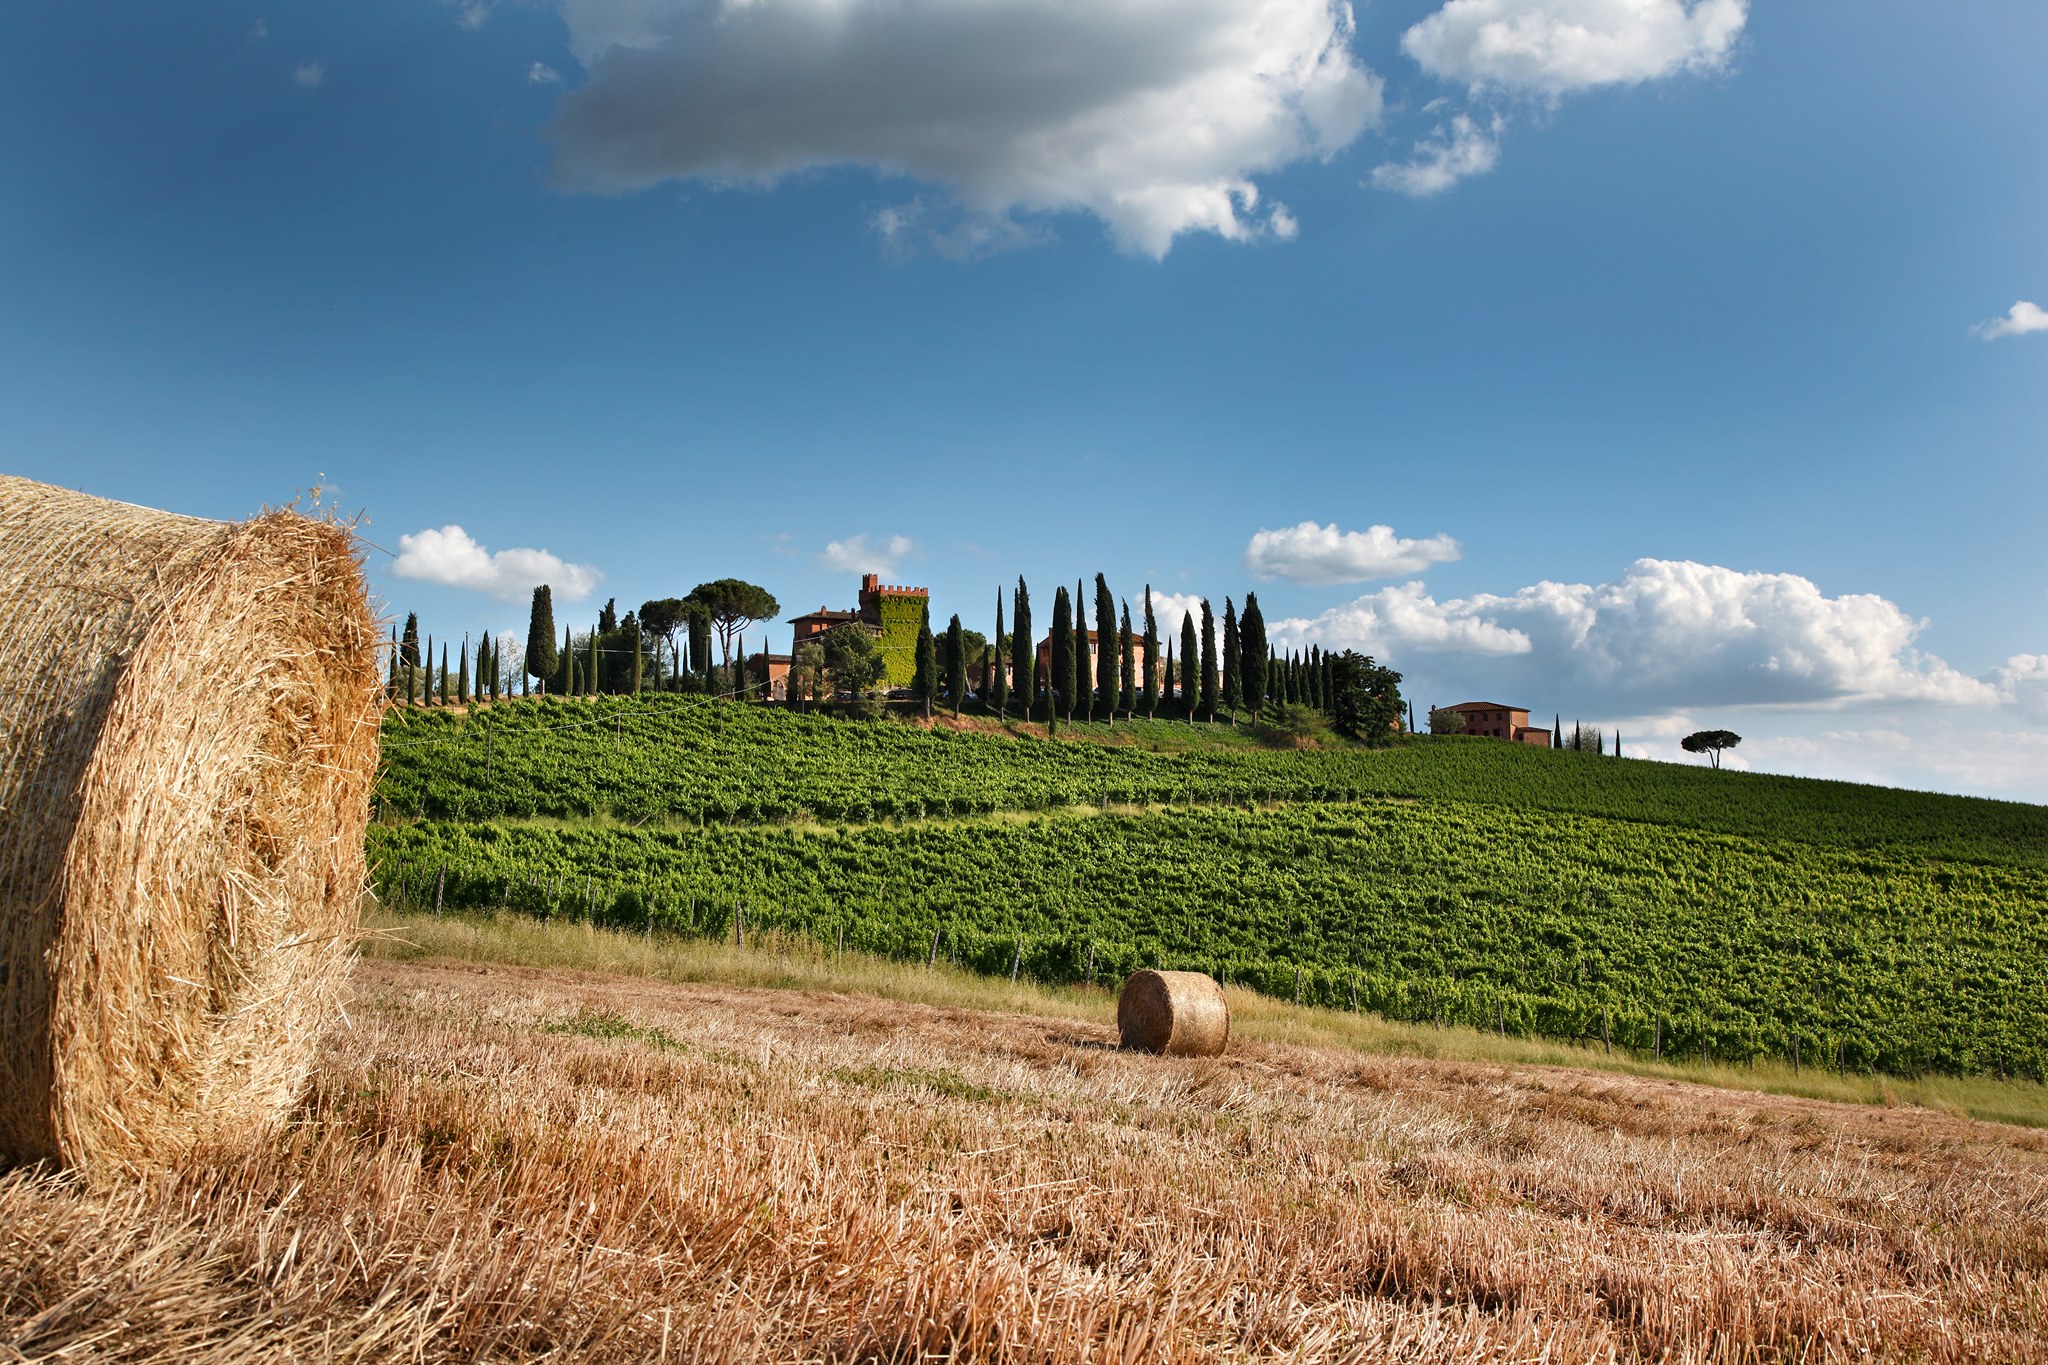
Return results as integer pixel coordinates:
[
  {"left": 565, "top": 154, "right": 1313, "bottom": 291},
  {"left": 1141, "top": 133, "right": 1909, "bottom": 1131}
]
[{"left": 1442, "top": 701, "right": 1551, "bottom": 746}]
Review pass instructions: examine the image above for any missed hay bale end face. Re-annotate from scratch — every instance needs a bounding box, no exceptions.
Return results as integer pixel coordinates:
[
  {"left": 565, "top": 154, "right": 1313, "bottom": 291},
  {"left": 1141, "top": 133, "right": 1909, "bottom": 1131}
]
[
  {"left": 0, "top": 477, "right": 382, "bottom": 1173},
  {"left": 1117, "top": 970, "right": 1229, "bottom": 1057}
]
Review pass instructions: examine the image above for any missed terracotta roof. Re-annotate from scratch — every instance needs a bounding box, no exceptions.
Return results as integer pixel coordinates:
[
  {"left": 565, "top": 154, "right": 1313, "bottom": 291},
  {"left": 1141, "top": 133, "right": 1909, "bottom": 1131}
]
[{"left": 1444, "top": 701, "right": 1528, "bottom": 712}]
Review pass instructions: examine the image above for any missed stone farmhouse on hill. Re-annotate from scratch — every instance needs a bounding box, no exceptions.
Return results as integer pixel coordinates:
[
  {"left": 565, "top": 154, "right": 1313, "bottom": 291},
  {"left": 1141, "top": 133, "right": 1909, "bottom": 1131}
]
[{"left": 1443, "top": 701, "right": 1551, "bottom": 746}]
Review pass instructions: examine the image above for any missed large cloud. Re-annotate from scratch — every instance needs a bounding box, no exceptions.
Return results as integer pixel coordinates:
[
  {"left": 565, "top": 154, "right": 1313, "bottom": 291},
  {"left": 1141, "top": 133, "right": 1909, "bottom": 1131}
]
[
  {"left": 1272, "top": 559, "right": 2006, "bottom": 709},
  {"left": 392, "top": 525, "right": 604, "bottom": 601},
  {"left": 1245, "top": 521, "right": 1462, "bottom": 583},
  {"left": 1402, "top": 0, "right": 1747, "bottom": 96},
  {"left": 546, "top": 0, "right": 1382, "bottom": 257}
]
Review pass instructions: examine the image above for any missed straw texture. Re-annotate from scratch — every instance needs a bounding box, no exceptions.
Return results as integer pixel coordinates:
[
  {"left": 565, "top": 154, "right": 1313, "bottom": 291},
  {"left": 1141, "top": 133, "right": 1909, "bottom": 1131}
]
[
  {"left": 0, "top": 476, "right": 381, "bottom": 1173},
  {"left": 1116, "top": 969, "right": 1230, "bottom": 1057}
]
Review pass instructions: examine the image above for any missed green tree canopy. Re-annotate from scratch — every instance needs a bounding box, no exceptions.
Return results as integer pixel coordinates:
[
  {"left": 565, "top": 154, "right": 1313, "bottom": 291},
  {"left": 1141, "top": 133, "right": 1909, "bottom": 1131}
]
[
  {"left": 685, "top": 579, "right": 781, "bottom": 667},
  {"left": 1681, "top": 729, "right": 1743, "bottom": 768}
]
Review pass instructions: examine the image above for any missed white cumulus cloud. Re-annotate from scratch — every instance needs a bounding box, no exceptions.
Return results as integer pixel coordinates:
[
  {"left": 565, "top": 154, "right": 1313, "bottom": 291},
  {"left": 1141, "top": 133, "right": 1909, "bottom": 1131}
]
[
  {"left": 1148, "top": 591, "right": 1208, "bottom": 634},
  {"left": 545, "top": 0, "right": 1383, "bottom": 258},
  {"left": 1371, "top": 111, "right": 1503, "bottom": 196},
  {"left": 392, "top": 525, "right": 604, "bottom": 602},
  {"left": 1976, "top": 300, "right": 2048, "bottom": 340},
  {"left": 1402, "top": 0, "right": 1747, "bottom": 96},
  {"left": 1272, "top": 559, "right": 2006, "bottom": 710},
  {"left": 818, "top": 533, "right": 917, "bottom": 576},
  {"left": 529, "top": 61, "right": 563, "bottom": 85},
  {"left": 1245, "top": 521, "right": 1463, "bottom": 584}
]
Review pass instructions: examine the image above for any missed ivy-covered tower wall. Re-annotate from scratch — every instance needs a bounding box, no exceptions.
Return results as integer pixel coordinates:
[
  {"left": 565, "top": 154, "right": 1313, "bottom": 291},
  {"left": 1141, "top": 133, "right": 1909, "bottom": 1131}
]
[{"left": 860, "top": 573, "right": 929, "bottom": 688}]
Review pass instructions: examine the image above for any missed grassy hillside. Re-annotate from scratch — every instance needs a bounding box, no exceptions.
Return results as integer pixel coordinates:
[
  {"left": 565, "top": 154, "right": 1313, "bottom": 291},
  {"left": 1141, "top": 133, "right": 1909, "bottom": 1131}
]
[
  {"left": 371, "top": 696, "right": 2048, "bottom": 1079},
  {"left": 379, "top": 695, "right": 2048, "bottom": 866}
]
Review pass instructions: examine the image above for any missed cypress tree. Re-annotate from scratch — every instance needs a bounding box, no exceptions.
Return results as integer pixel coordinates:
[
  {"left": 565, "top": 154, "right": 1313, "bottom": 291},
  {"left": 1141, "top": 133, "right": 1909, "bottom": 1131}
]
[
  {"left": 424, "top": 635, "right": 435, "bottom": 705},
  {"left": 485, "top": 634, "right": 498, "bottom": 702},
  {"left": 586, "top": 629, "right": 598, "bottom": 697},
  {"left": 401, "top": 613, "right": 420, "bottom": 669},
  {"left": 1118, "top": 601, "right": 1135, "bottom": 717},
  {"left": 944, "top": 613, "right": 965, "bottom": 717},
  {"left": 1221, "top": 598, "right": 1239, "bottom": 715},
  {"left": 1199, "top": 601, "right": 1219, "bottom": 722},
  {"left": 558, "top": 626, "right": 574, "bottom": 696},
  {"left": 439, "top": 642, "right": 450, "bottom": 704},
  {"left": 1141, "top": 587, "right": 1160, "bottom": 719},
  {"left": 1011, "top": 578, "right": 1034, "bottom": 721},
  {"left": 629, "top": 619, "right": 644, "bottom": 694},
  {"left": 1074, "top": 580, "right": 1092, "bottom": 720},
  {"left": 387, "top": 625, "right": 399, "bottom": 697},
  {"left": 1049, "top": 587, "right": 1073, "bottom": 723},
  {"left": 1179, "top": 612, "right": 1198, "bottom": 717},
  {"left": 1093, "top": 575, "right": 1118, "bottom": 723},
  {"left": 458, "top": 633, "right": 471, "bottom": 704},
  {"left": 991, "top": 593, "right": 1009, "bottom": 720},
  {"left": 1240, "top": 593, "right": 1268, "bottom": 717},
  {"left": 1163, "top": 641, "right": 1176, "bottom": 712},
  {"left": 526, "top": 588, "right": 556, "bottom": 695},
  {"left": 913, "top": 608, "right": 936, "bottom": 719},
  {"left": 1553, "top": 714, "right": 1563, "bottom": 749}
]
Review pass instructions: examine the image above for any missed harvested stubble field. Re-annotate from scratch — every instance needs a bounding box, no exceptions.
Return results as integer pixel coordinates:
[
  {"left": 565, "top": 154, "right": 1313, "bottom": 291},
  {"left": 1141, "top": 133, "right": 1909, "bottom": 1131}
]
[{"left": 6, "top": 953, "right": 2048, "bottom": 1363}]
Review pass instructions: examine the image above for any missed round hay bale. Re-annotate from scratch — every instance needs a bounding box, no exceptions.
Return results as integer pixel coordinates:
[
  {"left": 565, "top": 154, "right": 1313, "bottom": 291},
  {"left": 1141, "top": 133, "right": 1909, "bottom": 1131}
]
[
  {"left": 0, "top": 476, "right": 381, "bottom": 1173},
  {"left": 1117, "top": 969, "right": 1229, "bottom": 1057}
]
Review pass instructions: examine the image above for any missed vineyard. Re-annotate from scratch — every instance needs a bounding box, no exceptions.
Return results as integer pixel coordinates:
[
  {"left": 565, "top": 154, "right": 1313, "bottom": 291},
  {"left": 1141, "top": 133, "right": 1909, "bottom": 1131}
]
[
  {"left": 371, "top": 696, "right": 2048, "bottom": 1080},
  {"left": 379, "top": 695, "right": 2048, "bottom": 864}
]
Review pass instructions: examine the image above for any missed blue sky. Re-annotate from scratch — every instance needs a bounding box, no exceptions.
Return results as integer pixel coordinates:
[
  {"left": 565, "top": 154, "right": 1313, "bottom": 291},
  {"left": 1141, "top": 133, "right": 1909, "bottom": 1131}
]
[{"left": 4, "top": 0, "right": 2045, "bottom": 797}]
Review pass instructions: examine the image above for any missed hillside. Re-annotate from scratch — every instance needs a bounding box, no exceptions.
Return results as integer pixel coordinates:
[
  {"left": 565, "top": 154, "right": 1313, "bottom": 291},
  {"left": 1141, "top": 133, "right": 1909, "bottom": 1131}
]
[
  {"left": 9, "top": 934, "right": 2043, "bottom": 1361},
  {"left": 370, "top": 697, "right": 2048, "bottom": 1082}
]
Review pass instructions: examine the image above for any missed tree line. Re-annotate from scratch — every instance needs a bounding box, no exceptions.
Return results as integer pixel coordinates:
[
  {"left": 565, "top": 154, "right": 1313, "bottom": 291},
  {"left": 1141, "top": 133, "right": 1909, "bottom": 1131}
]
[{"left": 387, "top": 572, "right": 1406, "bottom": 743}]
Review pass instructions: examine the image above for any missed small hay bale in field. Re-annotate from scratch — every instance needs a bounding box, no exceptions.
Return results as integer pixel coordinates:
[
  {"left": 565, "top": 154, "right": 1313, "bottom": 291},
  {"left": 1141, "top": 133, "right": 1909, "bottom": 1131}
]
[
  {"left": 1117, "top": 970, "right": 1229, "bottom": 1057},
  {"left": 0, "top": 476, "right": 382, "bottom": 1174}
]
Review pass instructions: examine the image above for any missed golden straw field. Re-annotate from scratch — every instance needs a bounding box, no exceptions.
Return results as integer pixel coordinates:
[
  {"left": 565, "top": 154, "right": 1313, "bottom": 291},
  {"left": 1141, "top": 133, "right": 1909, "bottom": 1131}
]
[{"left": 5, "top": 916, "right": 2045, "bottom": 1363}]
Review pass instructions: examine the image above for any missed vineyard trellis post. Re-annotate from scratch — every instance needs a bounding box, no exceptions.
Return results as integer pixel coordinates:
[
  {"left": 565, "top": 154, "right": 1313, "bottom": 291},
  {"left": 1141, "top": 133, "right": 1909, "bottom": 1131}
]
[{"left": 434, "top": 866, "right": 445, "bottom": 919}]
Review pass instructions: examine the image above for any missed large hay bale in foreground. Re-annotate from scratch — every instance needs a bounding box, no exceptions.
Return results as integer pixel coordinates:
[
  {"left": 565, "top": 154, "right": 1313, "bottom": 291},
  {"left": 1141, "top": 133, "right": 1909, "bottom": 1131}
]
[
  {"left": 0, "top": 476, "right": 381, "bottom": 1173},
  {"left": 1117, "top": 970, "right": 1230, "bottom": 1057}
]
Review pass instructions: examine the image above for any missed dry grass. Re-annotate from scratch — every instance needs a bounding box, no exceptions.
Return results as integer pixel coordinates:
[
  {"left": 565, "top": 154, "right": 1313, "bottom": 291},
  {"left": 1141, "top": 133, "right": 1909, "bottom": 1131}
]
[{"left": 6, "top": 928, "right": 2047, "bottom": 1361}]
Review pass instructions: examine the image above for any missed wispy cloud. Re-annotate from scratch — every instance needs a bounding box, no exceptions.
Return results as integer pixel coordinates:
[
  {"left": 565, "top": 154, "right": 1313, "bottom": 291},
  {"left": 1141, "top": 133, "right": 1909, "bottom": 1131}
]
[
  {"left": 292, "top": 60, "right": 325, "bottom": 90},
  {"left": 528, "top": 62, "right": 562, "bottom": 85},
  {"left": 818, "top": 533, "right": 917, "bottom": 576},
  {"left": 1371, "top": 112, "right": 1502, "bottom": 196},
  {"left": 1976, "top": 300, "right": 2048, "bottom": 340}
]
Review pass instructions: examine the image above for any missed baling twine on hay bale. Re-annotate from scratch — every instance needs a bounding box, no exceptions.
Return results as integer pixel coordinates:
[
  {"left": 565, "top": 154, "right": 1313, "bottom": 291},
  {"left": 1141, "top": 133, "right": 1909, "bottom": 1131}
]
[
  {"left": 1117, "top": 970, "right": 1230, "bottom": 1057},
  {"left": 0, "top": 476, "right": 381, "bottom": 1174}
]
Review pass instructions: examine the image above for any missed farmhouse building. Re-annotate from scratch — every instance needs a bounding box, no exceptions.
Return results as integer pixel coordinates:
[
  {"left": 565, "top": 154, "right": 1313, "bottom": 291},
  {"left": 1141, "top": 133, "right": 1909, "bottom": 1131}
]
[
  {"left": 1443, "top": 701, "right": 1551, "bottom": 746},
  {"left": 786, "top": 572, "right": 929, "bottom": 688},
  {"left": 1034, "top": 630, "right": 1162, "bottom": 701}
]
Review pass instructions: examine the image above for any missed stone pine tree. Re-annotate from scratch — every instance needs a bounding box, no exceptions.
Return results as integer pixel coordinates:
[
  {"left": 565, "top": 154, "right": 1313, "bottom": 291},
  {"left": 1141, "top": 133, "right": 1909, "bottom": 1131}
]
[
  {"left": 1221, "top": 598, "right": 1239, "bottom": 716},
  {"left": 944, "top": 614, "right": 966, "bottom": 717},
  {"left": 1118, "top": 601, "right": 1135, "bottom": 717},
  {"left": 1179, "top": 612, "right": 1198, "bottom": 718},
  {"left": 1049, "top": 586, "right": 1073, "bottom": 723},
  {"left": 913, "top": 606, "right": 936, "bottom": 720},
  {"left": 1011, "top": 578, "right": 1034, "bottom": 720},
  {"left": 1092, "top": 575, "right": 1118, "bottom": 724},
  {"left": 1199, "top": 602, "right": 1218, "bottom": 721},
  {"left": 991, "top": 593, "right": 1009, "bottom": 719},
  {"left": 526, "top": 587, "right": 557, "bottom": 695},
  {"left": 1140, "top": 588, "right": 1160, "bottom": 719},
  {"left": 1073, "top": 580, "right": 1091, "bottom": 721},
  {"left": 1240, "top": 593, "right": 1268, "bottom": 718}
]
